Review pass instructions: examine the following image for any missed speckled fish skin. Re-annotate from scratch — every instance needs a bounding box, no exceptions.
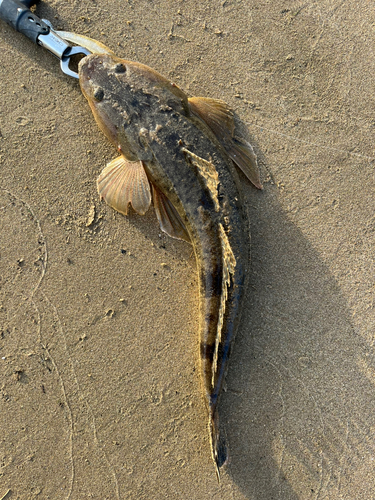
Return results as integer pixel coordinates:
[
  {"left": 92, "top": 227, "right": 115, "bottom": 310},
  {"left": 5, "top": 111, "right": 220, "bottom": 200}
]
[{"left": 79, "top": 53, "right": 252, "bottom": 478}]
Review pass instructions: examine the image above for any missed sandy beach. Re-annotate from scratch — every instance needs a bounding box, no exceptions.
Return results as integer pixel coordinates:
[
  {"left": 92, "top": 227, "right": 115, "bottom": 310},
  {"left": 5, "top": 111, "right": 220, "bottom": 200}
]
[{"left": 0, "top": 1, "right": 374, "bottom": 498}]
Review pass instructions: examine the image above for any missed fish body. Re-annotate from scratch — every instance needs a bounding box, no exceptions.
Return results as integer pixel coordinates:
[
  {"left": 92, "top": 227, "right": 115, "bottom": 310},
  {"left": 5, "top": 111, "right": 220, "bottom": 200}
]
[{"left": 78, "top": 53, "right": 260, "bottom": 478}]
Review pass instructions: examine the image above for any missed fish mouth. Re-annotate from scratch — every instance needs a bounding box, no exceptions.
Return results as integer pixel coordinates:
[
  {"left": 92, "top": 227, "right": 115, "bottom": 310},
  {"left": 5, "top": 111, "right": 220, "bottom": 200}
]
[
  {"left": 78, "top": 53, "right": 102, "bottom": 84},
  {"left": 78, "top": 53, "right": 108, "bottom": 102},
  {"left": 78, "top": 53, "right": 121, "bottom": 99},
  {"left": 78, "top": 53, "right": 119, "bottom": 78}
]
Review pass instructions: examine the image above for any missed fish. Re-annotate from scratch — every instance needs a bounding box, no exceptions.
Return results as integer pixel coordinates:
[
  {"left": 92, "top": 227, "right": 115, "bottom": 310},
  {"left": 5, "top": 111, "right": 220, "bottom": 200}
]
[{"left": 75, "top": 43, "right": 261, "bottom": 479}]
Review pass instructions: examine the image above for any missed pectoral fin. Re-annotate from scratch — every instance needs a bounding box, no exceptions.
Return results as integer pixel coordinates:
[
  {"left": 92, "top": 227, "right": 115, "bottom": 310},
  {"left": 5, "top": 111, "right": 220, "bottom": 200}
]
[
  {"left": 97, "top": 156, "right": 151, "bottom": 215},
  {"left": 152, "top": 185, "right": 190, "bottom": 242},
  {"left": 189, "top": 96, "right": 262, "bottom": 189}
]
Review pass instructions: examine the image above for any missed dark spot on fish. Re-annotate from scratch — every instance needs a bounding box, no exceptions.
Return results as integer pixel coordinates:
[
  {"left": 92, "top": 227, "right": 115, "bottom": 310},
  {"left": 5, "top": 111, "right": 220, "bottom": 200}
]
[
  {"left": 206, "top": 312, "right": 216, "bottom": 324},
  {"left": 210, "top": 390, "right": 219, "bottom": 407},
  {"left": 201, "top": 341, "right": 215, "bottom": 360},
  {"left": 114, "top": 63, "right": 126, "bottom": 73},
  {"left": 128, "top": 94, "right": 139, "bottom": 107},
  {"left": 215, "top": 342, "right": 224, "bottom": 365},
  {"left": 123, "top": 117, "right": 132, "bottom": 129},
  {"left": 200, "top": 190, "right": 216, "bottom": 211},
  {"left": 93, "top": 86, "right": 104, "bottom": 101},
  {"left": 200, "top": 268, "right": 222, "bottom": 298},
  {"left": 164, "top": 131, "right": 181, "bottom": 150}
]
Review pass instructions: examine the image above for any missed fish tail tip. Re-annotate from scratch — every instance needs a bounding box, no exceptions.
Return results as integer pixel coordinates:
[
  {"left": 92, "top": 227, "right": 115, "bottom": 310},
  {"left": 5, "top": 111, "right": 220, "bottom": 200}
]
[
  {"left": 215, "top": 463, "right": 221, "bottom": 483},
  {"left": 214, "top": 438, "right": 228, "bottom": 482},
  {"left": 209, "top": 413, "right": 228, "bottom": 480}
]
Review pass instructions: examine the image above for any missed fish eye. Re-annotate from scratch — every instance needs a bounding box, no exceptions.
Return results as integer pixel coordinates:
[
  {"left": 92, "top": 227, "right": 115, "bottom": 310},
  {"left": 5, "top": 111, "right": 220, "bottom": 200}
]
[
  {"left": 93, "top": 86, "right": 104, "bottom": 101},
  {"left": 114, "top": 63, "right": 126, "bottom": 74}
]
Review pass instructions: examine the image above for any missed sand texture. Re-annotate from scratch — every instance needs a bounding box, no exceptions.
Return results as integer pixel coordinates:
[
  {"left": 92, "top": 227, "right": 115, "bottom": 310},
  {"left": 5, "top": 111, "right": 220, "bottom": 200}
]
[{"left": 0, "top": 1, "right": 374, "bottom": 498}]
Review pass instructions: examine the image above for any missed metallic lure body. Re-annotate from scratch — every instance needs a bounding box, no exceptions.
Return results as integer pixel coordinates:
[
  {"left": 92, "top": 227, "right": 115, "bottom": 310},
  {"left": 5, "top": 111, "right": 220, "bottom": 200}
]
[{"left": 79, "top": 52, "right": 260, "bottom": 478}]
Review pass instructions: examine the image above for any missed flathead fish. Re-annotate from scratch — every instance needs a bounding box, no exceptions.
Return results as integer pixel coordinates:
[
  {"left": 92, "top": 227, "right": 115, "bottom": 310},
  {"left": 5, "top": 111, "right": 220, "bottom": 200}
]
[{"left": 77, "top": 47, "right": 261, "bottom": 479}]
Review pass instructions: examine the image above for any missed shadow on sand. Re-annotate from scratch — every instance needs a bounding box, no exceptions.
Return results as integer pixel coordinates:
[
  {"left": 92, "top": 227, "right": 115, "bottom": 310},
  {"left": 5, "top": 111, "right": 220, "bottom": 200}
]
[{"left": 219, "top": 183, "right": 374, "bottom": 499}]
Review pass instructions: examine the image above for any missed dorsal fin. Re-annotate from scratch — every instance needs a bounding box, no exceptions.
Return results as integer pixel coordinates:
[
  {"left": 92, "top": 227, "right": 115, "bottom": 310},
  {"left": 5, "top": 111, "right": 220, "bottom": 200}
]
[
  {"left": 212, "top": 223, "right": 236, "bottom": 385},
  {"left": 182, "top": 147, "right": 220, "bottom": 212}
]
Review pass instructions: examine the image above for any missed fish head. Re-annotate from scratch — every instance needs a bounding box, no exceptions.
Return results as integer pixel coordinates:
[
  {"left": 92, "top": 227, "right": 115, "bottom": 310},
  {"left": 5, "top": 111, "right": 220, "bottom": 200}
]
[
  {"left": 79, "top": 53, "right": 151, "bottom": 161},
  {"left": 79, "top": 54, "right": 122, "bottom": 148},
  {"left": 79, "top": 53, "right": 190, "bottom": 162}
]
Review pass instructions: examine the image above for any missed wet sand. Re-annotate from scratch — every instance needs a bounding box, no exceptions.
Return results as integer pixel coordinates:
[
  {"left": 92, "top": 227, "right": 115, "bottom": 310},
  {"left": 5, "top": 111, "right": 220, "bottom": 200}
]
[{"left": 0, "top": 1, "right": 374, "bottom": 498}]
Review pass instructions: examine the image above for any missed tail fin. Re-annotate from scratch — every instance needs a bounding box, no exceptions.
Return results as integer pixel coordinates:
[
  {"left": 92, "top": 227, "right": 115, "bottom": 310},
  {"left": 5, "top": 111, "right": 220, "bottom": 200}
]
[{"left": 209, "top": 410, "right": 228, "bottom": 482}]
